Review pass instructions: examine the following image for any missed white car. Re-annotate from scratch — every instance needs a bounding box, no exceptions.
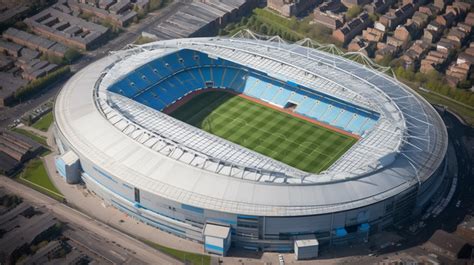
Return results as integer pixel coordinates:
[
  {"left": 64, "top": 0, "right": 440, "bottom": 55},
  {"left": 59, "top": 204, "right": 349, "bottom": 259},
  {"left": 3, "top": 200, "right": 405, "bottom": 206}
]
[
  {"left": 456, "top": 200, "right": 461, "bottom": 208},
  {"left": 278, "top": 254, "right": 284, "bottom": 265}
]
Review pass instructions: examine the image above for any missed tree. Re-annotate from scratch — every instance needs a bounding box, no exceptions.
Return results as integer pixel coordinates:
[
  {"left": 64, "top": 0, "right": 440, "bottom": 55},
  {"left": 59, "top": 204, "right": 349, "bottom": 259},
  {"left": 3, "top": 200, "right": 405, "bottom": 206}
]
[
  {"left": 346, "top": 5, "right": 363, "bottom": 20},
  {"left": 259, "top": 24, "right": 268, "bottom": 35}
]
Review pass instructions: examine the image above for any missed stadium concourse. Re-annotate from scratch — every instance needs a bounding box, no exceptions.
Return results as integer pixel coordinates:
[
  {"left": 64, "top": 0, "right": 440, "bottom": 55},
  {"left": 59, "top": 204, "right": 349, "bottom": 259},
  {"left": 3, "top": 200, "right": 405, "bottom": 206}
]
[{"left": 53, "top": 32, "right": 448, "bottom": 258}]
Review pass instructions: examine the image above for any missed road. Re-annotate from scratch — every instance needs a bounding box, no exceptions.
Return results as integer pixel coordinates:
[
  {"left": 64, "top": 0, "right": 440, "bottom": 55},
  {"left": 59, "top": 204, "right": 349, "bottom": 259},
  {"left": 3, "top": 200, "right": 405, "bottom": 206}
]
[{"left": 0, "top": 176, "right": 180, "bottom": 265}]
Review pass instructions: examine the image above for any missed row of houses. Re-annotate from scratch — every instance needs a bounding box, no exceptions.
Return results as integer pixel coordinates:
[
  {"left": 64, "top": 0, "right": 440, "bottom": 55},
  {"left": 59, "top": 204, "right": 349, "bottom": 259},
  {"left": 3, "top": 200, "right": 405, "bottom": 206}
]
[
  {"left": 68, "top": 0, "right": 150, "bottom": 27},
  {"left": 333, "top": 12, "right": 371, "bottom": 44},
  {"left": 24, "top": 7, "right": 109, "bottom": 50},
  {"left": 0, "top": 28, "right": 66, "bottom": 106},
  {"left": 267, "top": 0, "right": 322, "bottom": 17},
  {"left": 417, "top": 2, "right": 473, "bottom": 87},
  {"left": 0, "top": 130, "right": 42, "bottom": 174}
]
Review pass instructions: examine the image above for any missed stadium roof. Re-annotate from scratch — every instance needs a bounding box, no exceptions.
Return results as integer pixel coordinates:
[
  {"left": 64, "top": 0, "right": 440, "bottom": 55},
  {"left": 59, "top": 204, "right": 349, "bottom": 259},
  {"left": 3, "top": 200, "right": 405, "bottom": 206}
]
[{"left": 54, "top": 34, "right": 448, "bottom": 216}]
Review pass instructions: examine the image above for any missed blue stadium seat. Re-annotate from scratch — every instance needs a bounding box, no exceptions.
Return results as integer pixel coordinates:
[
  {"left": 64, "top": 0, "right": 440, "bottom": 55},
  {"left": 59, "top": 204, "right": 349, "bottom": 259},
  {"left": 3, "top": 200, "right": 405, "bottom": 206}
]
[
  {"left": 201, "top": 67, "right": 212, "bottom": 82},
  {"left": 127, "top": 73, "right": 149, "bottom": 91},
  {"left": 177, "top": 50, "right": 198, "bottom": 68},
  {"left": 246, "top": 78, "right": 266, "bottom": 98},
  {"left": 161, "top": 54, "right": 184, "bottom": 72},
  {"left": 288, "top": 91, "right": 305, "bottom": 104},
  {"left": 346, "top": 115, "right": 365, "bottom": 133},
  {"left": 320, "top": 106, "right": 341, "bottom": 124},
  {"left": 260, "top": 83, "right": 278, "bottom": 102},
  {"left": 230, "top": 71, "right": 247, "bottom": 92},
  {"left": 109, "top": 79, "right": 136, "bottom": 97},
  {"left": 359, "top": 119, "right": 377, "bottom": 135},
  {"left": 309, "top": 101, "right": 330, "bottom": 120},
  {"left": 333, "top": 111, "right": 354, "bottom": 128},
  {"left": 212, "top": 67, "right": 224, "bottom": 87},
  {"left": 272, "top": 89, "right": 291, "bottom": 106},
  {"left": 186, "top": 68, "right": 204, "bottom": 85},
  {"left": 137, "top": 66, "right": 161, "bottom": 84},
  {"left": 196, "top": 53, "right": 212, "bottom": 66},
  {"left": 149, "top": 60, "right": 173, "bottom": 77},
  {"left": 135, "top": 93, "right": 166, "bottom": 110},
  {"left": 295, "top": 98, "right": 316, "bottom": 116},
  {"left": 242, "top": 76, "right": 258, "bottom": 95}
]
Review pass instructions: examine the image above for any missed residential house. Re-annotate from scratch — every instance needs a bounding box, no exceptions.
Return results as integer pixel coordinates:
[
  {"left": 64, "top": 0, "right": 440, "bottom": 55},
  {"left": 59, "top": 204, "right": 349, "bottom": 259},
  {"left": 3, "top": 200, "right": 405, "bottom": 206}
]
[
  {"left": 437, "top": 37, "right": 457, "bottom": 52},
  {"left": 375, "top": 44, "right": 397, "bottom": 61},
  {"left": 420, "top": 50, "right": 448, "bottom": 73},
  {"left": 446, "top": 62, "right": 471, "bottom": 87},
  {"left": 435, "top": 12, "right": 456, "bottom": 28},
  {"left": 418, "top": 4, "right": 440, "bottom": 17},
  {"left": 394, "top": 25, "right": 411, "bottom": 43},
  {"left": 364, "top": 0, "right": 395, "bottom": 14},
  {"left": 332, "top": 12, "right": 371, "bottom": 44},
  {"left": 362, "top": 27, "right": 385, "bottom": 42},
  {"left": 314, "top": 1, "right": 346, "bottom": 30},
  {"left": 342, "top": 0, "right": 371, "bottom": 8},
  {"left": 423, "top": 21, "right": 445, "bottom": 43},
  {"left": 407, "top": 11, "right": 429, "bottom": 29},
  {"left": 401, "top": 40, "right": 431, "bottom": 68},
  {"left": 348, "top": 36, "right": 369, "bottom": 55},
  {"left": 267, "top": 0, "right": 322, "bottom": 17},
  {"left": 433, "top": 0, "right": 450, "bottom": 11},
  {"left": 379, "top": 3, "right": 415, "bottom": 31},
  {"left": 464, "top": 12, "right": 474, "bottom": 27},
  {"left": 446, "top": 27, "right": 467, "bottom": 47}
]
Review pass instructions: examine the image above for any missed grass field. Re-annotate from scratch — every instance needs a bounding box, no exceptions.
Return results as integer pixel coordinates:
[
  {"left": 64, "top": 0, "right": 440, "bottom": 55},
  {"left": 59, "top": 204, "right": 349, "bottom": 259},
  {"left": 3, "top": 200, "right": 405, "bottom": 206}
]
[
  {"left": 19, "top": 158, "right": 64, "bottom": 201},
  {"left": 143, "top": 240, "right": 210, "bottom": 265},
  {"left": 170, "top": 91, "right": 357, "bottom": 173},
  {"left": 32, "top": 111, "right": 53, "bottom": 132}
]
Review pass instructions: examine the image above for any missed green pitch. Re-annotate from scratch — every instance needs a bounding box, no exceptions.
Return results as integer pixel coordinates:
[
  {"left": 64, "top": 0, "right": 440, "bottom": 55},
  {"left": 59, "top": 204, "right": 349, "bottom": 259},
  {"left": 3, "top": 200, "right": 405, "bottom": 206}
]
[{"left": 170, "top": 91, "right": 357, "bottom": 173}]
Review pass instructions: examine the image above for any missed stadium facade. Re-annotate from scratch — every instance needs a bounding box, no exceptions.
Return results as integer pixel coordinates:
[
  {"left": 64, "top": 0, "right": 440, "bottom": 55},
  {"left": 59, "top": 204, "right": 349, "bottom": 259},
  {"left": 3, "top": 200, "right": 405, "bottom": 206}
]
[{"left": 53, "top": 34, "right": 448, "bottom": 256}]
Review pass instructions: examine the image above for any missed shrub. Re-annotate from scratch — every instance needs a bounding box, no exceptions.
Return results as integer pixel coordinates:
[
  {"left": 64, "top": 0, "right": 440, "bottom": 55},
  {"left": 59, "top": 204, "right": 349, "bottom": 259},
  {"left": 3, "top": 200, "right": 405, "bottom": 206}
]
[{"left": 14, "top": 66, "right": 71, "bottom": 101}]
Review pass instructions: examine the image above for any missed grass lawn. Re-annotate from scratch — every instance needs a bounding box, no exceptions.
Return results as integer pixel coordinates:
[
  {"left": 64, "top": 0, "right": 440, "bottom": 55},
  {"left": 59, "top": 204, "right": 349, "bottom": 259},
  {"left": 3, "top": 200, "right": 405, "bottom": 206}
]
[
  {"left": 170, "top": 91, "right": 357, "bottom": 173},
  {"left": 415, "top": 88, "right": 474, "bottom": 126},
  {"left": 32, "top": 111, "right": 53, "bottom": 132},
  {"left": 11, "top": 128, "right": 48, "bottom": 146},
  {"left": 143, "top": 240, "right": 210, "bottom": 265},
  {"left": 19, "top": 158, "right": 63, "bottom": 201}
]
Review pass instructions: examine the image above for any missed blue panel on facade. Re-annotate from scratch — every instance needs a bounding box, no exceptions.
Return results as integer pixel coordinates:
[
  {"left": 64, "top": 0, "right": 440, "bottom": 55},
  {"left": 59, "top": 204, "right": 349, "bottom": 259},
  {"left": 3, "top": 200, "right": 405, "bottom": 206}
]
[
  {"left": 182, "top": 204, "right": 204, "bottom": 214},
  {"left": 55, "top": 158, "right": 66, "bottom": 178},
  {"left": 93, "top": 167, "right": 118, "bottom": 183},
  {"left": 237, "top": 215, "right": 258, "bottom": 220},
  {"left": 112, "top": 200, "right": 186, "bottom": 234},
  {"left": 205, "top": 243, "right": 224, "bottom": 252},
  {"left": 287, "top": 80, "right": 298, "bottom": 87},
  {"left": 208, "top": 218, "right": 237, "bottom": 225},
  {"left": 335, "top": 227, "right": 348, "bottom": 237},
  {"left": 359, "top": 223, "right": 370, "bottom": 232}
]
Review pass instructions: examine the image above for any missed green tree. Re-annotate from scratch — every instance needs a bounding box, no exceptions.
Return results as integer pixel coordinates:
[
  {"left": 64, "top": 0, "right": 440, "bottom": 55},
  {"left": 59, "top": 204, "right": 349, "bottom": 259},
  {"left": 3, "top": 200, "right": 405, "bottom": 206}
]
[{"left": 347, "top": 5, "right": 363, "bottom": 20}]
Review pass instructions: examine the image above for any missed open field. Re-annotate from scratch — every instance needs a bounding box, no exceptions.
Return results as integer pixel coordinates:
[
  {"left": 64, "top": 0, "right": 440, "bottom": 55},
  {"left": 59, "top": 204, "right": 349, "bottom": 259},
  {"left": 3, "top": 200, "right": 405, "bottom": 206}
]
[
  {"left": 415, "top": 88, "right": 474, "bottom": 126},
  {"left": 170, "top": 91, "right": 357, "bottom": 173},
  {"left": 143, "top": 240, "right": 211, "bottom": 265},
  {"left": 32, "top": 111, "right": 54, "bottom": 132},
  {"left": 19, "top": 158, "right": 64, "bottom": 201}
]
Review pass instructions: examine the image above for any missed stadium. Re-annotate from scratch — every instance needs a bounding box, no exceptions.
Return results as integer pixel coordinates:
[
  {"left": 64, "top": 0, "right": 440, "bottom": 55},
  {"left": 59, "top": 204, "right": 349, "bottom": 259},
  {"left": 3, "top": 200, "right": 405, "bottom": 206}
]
[{"left": 53, "top": 32, "right": 448, "bottom": 256}]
